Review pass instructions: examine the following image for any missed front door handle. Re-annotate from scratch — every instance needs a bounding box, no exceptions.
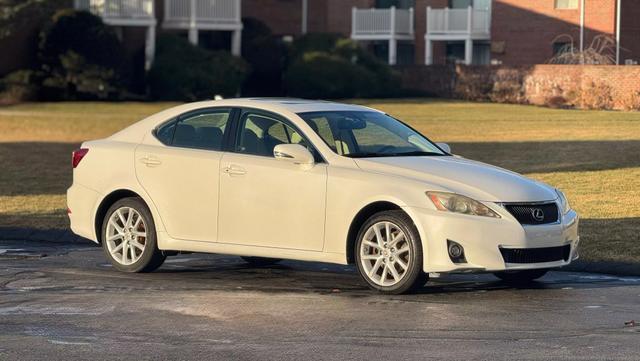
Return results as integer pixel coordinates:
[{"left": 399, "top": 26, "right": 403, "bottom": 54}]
[
  {"left": 223, "top": 165, "right": 247, "bottom": 176},
  {"left": 140, "top": 156, "right": 162, "bottom": 167}
]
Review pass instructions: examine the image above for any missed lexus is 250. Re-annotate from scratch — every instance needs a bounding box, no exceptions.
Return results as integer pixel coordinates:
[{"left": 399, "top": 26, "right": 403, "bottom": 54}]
[{"left": 67, "top": 98, "right": 579, "bottom": 294}]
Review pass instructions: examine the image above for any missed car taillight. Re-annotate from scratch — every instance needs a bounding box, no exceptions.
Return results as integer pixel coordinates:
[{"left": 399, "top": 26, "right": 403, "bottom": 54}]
[{"left": 72, "top": 148, "right": 89, "bottom": 168}]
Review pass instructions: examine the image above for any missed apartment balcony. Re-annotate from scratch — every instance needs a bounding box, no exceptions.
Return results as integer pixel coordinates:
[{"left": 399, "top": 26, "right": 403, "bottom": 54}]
[
  {"left": 350, "top": 6, "right": 414, "bottom": 65},
  {"left": 425, "top": 6, "right": 492, "bottom": 65},
  {"left": 426, "top": 6, "right": 491, "bottom": 40},
  {"left": 73, "top": 0, "right": 156, "bottom": 26},
  {"left": 163, "top": 0, "right": 242, "bottom": 54},
  {"left": 351, "top": 7, "right": 414, "bottom": 41},
  {"left": 163, "top": 0, "right": 242, "bottom": 31}
]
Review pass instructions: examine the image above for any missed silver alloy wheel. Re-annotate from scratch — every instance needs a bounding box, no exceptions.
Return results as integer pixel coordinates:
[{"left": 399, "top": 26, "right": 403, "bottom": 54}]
[
  {"left": 359, "top": 221, "right": 412, "bottom": 287},
  {"left": 105, "top": 207, "right": 147, "bottom": 266}
]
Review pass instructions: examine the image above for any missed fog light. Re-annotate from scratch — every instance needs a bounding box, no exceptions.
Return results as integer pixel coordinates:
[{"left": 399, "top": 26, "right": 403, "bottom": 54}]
[
  {"left": 447, "top": 240, "right": 467, "bottom": 264},
  {"left": 449, "top": 244, "right": 462, "bottom": 257}
]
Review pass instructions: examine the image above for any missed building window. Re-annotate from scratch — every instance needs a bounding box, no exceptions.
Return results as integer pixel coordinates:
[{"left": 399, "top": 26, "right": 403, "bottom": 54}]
[
  {"left": 555, "top": 0, "right": 578, "bottom": 9},
  {"left": 553, "top": 42, "right": 573, "bottom": 56},
  {"left": 375, "top": 0, "right": 414, "bottom": 9}
]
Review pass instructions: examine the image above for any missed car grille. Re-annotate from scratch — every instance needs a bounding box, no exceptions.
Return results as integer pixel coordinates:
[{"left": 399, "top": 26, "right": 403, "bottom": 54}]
[
  {"left": 500, "top": 245, "right": 571, "bottom": 264},
  {"left": 503, "top": 202, "right": 559, "bottom": 225}
]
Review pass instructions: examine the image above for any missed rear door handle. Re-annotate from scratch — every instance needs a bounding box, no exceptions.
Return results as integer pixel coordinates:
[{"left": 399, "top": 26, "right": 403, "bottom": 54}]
[
  {"left": 140, "top": 156, "right": 162, "bottom": 167},
  {"left": 223, "top": 165, "right": 246, "bottom": 176}
]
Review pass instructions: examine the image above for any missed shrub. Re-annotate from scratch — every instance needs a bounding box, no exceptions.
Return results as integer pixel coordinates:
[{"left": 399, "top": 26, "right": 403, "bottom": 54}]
[
  {"left": 332, "top": 39, "right": 401, "bottom": 97},
  {"left": 488, "top": 69, "right": 526, "bottom": 104},
  {"left": 620, "top": 90, "right": 640, "bottom": 111},
  {"left": 284, "top": 34, "right": 401, "bottom": 99},
  {"left": 284, "top": 52, "right": 375, "bottom": 99},
  {"left": 453, "top": 66, "right": 493, "bottom": 101},
  {"left": 38, "top": 9, "right": 128, "bottom": 99},
  {"left": 289, "top": 33, "right": 341, "bottom": 60},
  {"left": 41, "top": 51, "right": 120, "bottom": 100},
  {"left": 580, "top": 80, "right": 614, "bottom": 110},
  {"left": 240, "top": 18, "right": 288, "bottom": 96},
  {"left": 148, "top": 35, "right": 249, "bottom": 101},
  {"left": 545, "top": 95, "right": 568, "bottom": 109},
  {"left": 0, "top": 70, "right": 42, "bottom": 105}
]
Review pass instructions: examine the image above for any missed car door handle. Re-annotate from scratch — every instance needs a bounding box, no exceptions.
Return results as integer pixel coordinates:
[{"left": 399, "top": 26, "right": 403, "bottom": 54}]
[
  {"left": 223, "top": 165, "right": 246, "bottom": 176},
  {"left": 140, "top": 156, "right": 162, "bottom": 167}
]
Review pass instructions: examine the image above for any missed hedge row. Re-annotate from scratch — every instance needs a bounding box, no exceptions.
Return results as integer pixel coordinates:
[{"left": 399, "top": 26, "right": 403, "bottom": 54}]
[{"left": 0, "top": 10, "right": 401, "bottom": 102}]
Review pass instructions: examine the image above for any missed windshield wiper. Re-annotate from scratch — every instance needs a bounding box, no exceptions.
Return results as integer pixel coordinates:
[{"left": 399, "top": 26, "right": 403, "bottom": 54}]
[
  {"left": 343, "top": 152, "right": 384, "bottom": 158},
  {"left": 344, "top": 151, "right": 444, "bottom": 158},
  {"left": 386, "top": 151, "right": 445, "bottom": 157}
]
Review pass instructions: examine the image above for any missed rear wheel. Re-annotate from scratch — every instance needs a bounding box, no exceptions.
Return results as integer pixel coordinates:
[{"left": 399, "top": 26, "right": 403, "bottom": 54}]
[
  {"left": 101, "top": 197, "right": 165, "bottom": 273},
  {"left": 355, "top": 210, "right": 428, "bottom": 294},
  {"left": 493, "top": 269, "right": 548, "bottom": 283},
  {"left": 241, "top": 256, "right": 282, "bottom": 267}
]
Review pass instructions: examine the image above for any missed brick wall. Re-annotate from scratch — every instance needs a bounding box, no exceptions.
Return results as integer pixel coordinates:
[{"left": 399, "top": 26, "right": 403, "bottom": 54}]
[
  {"left": 242, "top": 0, "right": 303, "bottom": 36},
  {"left": 398, "top": 64, "right": 640, "bottom": 110},
  {"left": 491, "top": 0, "right": 616, "bottom": 65}
]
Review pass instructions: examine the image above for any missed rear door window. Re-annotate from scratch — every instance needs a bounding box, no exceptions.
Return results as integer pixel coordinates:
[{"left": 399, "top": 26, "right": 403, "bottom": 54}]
[{"left": 156, "top": 108, "right": 231, "bottom": 151}]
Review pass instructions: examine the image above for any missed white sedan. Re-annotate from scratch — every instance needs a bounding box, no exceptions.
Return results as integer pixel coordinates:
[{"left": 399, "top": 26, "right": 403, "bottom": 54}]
[{"left": 67, "top": 98, "right": 579, "bottom": 294}]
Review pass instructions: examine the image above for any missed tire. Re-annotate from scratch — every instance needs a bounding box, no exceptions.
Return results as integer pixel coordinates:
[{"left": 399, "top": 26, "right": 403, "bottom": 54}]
[
  {"left": 493, "top": 269, "right": 549, "bottom": 283},
  {"left": 241, "top": 256, "right": 282, "bottom": 267},
  {"left": 101, "top": 197, "right": 166, "bottom": 273},
  {"left": 355, "top": 210, "right": 428, "bottom": 294}
]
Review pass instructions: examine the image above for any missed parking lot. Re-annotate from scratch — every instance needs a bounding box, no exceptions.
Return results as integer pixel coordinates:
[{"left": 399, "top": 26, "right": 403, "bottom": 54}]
[{"left": 1, "top": 239, "right": 639, "bottom": 360}]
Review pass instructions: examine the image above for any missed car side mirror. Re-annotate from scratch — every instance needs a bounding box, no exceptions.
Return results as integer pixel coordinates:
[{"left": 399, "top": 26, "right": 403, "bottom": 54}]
[
  {"left": 436, "top": 142, "right": 451, "bottom": 153},
  {"left": 273, "top": 144, "right": 315, "bottom": 166}
]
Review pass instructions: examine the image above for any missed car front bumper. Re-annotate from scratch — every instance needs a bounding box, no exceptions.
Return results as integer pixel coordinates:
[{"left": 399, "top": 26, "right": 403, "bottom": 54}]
[{"left": 405, "top": 205, "right": 579, "bottom": 273}]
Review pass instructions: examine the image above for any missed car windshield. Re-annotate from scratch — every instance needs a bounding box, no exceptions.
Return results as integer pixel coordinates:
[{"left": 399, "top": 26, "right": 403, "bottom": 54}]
[{"left": 297, "top": 111, "right": 447, "bottom": 158}]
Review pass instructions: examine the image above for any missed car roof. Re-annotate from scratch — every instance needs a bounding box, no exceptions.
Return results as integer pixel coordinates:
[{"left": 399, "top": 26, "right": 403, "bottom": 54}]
[
  {"left": 107, "top": 98, "right": 382, "bottom": 143},
  {"left": 189, "top": 98, "right": 381, "bottom": 114}
]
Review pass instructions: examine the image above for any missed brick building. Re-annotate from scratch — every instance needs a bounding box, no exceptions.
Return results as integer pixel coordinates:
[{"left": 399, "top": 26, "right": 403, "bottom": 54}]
[{"left": 1, "top": 0, "right": 638, "bottom": 76}]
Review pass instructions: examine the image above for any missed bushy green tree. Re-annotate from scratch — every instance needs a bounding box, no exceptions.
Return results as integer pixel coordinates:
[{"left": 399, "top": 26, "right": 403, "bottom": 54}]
[
  {"left": 240, "top": 17, "right": 288, "bottom": 96},
  {"left": 284, "top": 34, "right": 401, "bottom": 99},
  {"left": 38, "top": 9, "right": 128, "bottom": 99},
  {"left": 0, "top": 0, "right": 67, "bottom": 39},
  {"left": 147, "top": 35, "right": 249, "bottom": 101}
]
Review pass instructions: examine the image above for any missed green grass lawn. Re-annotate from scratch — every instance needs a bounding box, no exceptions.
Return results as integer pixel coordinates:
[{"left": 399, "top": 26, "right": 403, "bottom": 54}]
[{"left": 1, "top": 99, "right": 639, "bottom": 264}]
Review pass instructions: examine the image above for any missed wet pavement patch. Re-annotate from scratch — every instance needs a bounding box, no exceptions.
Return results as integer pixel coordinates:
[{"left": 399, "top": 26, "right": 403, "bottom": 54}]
[{"left": 0, "top": 248, "right": 47, "bottom": 259}]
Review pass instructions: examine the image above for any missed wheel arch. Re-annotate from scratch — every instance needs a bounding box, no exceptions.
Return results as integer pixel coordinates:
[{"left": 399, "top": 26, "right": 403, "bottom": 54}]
[
  {"left": 94, "top": 189, "right": 148, "bottom": 244},
  {"left": 346, "top": 201, "right": 410, "bottom": 264}
]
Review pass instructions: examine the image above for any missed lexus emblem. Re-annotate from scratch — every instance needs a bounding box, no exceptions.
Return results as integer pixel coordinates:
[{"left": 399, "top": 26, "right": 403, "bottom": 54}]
[{"left": 531, "top": 208, "right": 545, "bottom": 221}]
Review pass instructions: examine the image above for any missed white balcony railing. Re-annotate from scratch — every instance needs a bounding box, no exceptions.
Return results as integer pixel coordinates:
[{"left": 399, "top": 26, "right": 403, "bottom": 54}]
[
  {"left": 163, "top": 0, "right": 242, "bottom": 30},
  {"left": 351, "top": 7, "right": 414, "bottom": 40},
  {"left": 426, "top": 6, "right": 490, "bottom": 38},
  {"left": 74, "top": 0, "right": 155, "bottom": 25}
]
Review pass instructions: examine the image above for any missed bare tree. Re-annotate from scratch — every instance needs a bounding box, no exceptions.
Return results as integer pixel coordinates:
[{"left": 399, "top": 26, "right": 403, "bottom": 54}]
[{"left": 548, "top": 34, "right": 617, "bottom": 65}]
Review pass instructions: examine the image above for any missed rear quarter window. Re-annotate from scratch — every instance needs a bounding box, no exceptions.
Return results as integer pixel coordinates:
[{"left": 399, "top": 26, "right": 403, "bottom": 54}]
[{"left": 155, "top": 120, "right": 176, "bottom": 145}]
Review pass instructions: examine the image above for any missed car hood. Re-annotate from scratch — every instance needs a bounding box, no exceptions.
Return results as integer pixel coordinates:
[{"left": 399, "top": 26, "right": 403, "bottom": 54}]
[{"left": 354, "top": 156, "right": 557, "bottom": 203}]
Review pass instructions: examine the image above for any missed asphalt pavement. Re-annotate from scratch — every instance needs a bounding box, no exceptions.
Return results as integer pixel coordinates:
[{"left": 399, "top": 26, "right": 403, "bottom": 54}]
[{"left": 1, "top": 239, "right": 639, "bottom": 360}]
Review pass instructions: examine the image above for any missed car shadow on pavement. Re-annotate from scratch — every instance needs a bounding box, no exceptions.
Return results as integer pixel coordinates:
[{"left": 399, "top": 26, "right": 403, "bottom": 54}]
[{"left": 144, "top": 254, "right": 640, "bottom": 296}]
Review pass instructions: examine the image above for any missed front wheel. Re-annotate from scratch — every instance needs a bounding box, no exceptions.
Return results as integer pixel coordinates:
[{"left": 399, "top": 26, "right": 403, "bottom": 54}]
[
  {"left": 493, "top": 269, "right": 549, "bottom": 283},
  {"left": 101, "top": 197, "right": 165, "bottom": 273},
  {"left": 355, "top": 210, "right": 428, "bottom": 294}
]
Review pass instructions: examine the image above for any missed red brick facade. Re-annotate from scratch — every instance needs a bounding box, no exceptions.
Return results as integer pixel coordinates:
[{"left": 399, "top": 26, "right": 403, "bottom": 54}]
[
  {"left": 1, "top": 0, "right": 638, "bottom": 76},
  {"left": 247, "top": 0, "right": 632, "bottom": 66},
  {"left": 490, "top": 0, "right": 617, "bottom": 65}
]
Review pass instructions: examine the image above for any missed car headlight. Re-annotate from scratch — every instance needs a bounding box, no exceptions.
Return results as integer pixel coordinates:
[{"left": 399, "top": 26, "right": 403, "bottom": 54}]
[
  {"left": 427, "top": 192, "right": 500, "bottom": 218},
  {"left": 555, "top": 188, "right": 571, "bottom": 215}
]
